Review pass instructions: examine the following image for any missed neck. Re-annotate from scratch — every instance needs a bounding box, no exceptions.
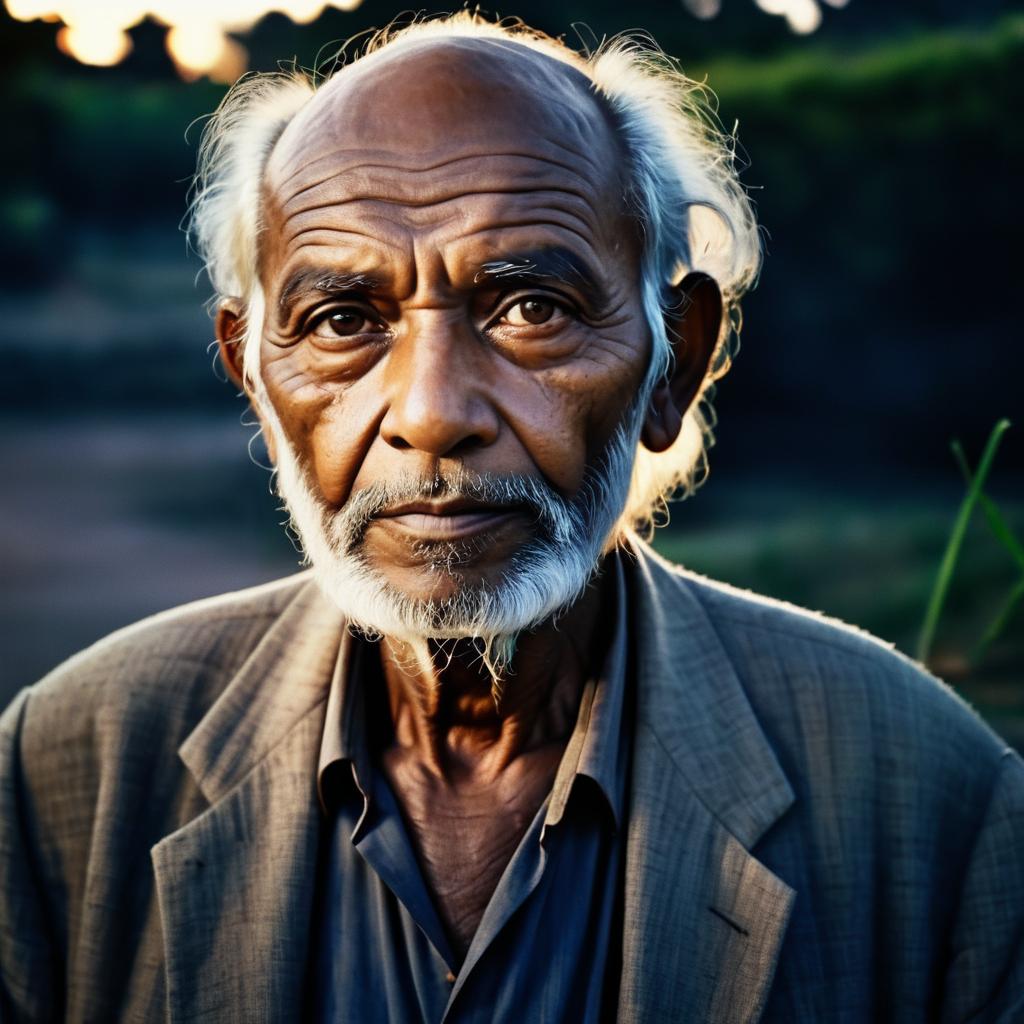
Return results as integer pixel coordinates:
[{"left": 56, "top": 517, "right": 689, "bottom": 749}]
[{"left": 376, "top": 570, "right": 611, "bottom": 785}]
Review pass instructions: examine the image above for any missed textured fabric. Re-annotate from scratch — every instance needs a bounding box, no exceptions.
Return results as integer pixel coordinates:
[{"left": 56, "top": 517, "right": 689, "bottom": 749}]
[
  {"left": 308, "top": 557, "right": 630, "bottom": 1022},
  {"left": 0, "top": 539, "right": 1022, "bottom": 1023}
]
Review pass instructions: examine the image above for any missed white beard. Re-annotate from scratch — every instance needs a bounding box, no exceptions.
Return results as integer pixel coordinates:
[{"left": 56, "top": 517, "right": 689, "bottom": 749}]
[{"left": 257, "top": 397, "right": 642, "bottom": 676}]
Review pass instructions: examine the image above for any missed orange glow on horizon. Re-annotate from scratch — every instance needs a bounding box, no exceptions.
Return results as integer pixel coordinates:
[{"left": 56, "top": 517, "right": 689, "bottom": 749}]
[
  {"left": 56, "top": 22, "right": 134, "bottom": 66},
  {"left": 7, "top": 0, "right": 840, "bottom": 79},
  {"left": 753, "top": 0, "right": 822, "bottom": 34},
  {"left": 4, "top": 1, "right": 366, "bottom": 79}
]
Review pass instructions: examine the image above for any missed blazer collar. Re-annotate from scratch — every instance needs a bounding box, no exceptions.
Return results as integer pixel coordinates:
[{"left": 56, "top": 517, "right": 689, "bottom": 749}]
[
  {"left": 618, "top": 538, "right": 797, "bottom": 1024},
  {"left": 177, "top": 574, "right": 344, "bottom": 805},
  {"left": 626, "top": 538, "right": 795, "bottom": 848}
]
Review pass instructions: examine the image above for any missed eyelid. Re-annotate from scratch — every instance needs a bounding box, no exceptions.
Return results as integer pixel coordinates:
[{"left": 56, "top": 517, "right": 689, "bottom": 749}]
[
  {"left": 304, "top": 299, "right": 388, "bottom": 335},
  {"left": 486, "top": 289, "right": 579, "bottom": 327}
]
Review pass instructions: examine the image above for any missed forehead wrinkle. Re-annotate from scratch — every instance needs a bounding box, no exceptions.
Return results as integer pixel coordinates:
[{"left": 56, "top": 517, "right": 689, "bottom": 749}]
[
  {"left": 274, "top": 227, "right": 405, "bottom": 270},
  {"left": 278, "top": 218, "right": 409, "bottom": 249},
  {"left": 284, "top": 212, "right": 605, "bottom": 267},
  {"left": 261, "top": 45, "right": 633, "bottom": 295},
  {"left": 282, "top": 187, "right": 599, "bottom": 225},
  {"left": 274, "top": 152, "right": 610, "bottom": 221},
  {"left": 443, "top": 210, "right": 608, "bottom": 254},
  {"left": 265, "top": 59, "right": 625, "bottom": 224},
  {"left": 279, "top": 225, "right": 392, "bottom": 246},
  {"left": 270, "top": 138, "right": 608, "bottom": 201},
  {"left": 277, "top": 175, "right": 609, "bottom": 251}
]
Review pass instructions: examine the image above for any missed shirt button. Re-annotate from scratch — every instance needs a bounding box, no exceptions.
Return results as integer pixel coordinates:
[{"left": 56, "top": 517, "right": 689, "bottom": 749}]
[{"left": 445, "top": 970, "right": 456, "bottom": 984}]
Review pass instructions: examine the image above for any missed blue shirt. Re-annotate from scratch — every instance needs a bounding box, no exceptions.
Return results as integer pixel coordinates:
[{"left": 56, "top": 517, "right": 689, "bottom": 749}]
[{"left": 308, "top": 560, "right": 632, "bottom": 1023}]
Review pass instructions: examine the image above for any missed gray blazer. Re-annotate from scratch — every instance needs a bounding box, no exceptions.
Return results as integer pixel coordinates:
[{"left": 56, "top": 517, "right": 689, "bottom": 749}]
[{"left": 1, "top": 541, "right": 1022, "bottom": 1022}]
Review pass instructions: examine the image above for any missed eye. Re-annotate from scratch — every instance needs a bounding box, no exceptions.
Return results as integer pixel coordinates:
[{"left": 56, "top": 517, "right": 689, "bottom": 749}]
[
  {"left": 498, "top": 296, "right": 571, "bottom": 328},
  {"left": 309, "top": 306, "right": 386, "bottom": 343}
]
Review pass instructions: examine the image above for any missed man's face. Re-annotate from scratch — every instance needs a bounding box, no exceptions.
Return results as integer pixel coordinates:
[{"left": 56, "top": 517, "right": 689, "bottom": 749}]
[{"left": 249, "top": 40, "right": 653, "bottom": 631}]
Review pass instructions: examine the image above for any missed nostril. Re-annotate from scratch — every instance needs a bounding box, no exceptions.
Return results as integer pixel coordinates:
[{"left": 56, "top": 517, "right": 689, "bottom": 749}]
[
  {"left": 385, "top": 431, "right": 484, "bottom": 456},
  {"left": 445, "top": 435, "right": 487, "bottom": 458}
]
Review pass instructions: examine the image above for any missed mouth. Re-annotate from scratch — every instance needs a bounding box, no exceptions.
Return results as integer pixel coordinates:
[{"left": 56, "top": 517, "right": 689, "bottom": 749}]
[{"left": 373, "top": 499, "right": 527, "bottom": 541}]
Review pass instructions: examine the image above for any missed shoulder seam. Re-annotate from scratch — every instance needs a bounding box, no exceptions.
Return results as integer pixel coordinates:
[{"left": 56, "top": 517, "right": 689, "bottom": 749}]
[{"left": 708, "top": 610, "right": 910, "bottom": 671}]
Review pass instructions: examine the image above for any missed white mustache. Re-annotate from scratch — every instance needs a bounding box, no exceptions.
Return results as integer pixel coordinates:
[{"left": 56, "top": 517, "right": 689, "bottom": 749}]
[{"left": 332, "top": 471, "right": 577, "bottom": 552}]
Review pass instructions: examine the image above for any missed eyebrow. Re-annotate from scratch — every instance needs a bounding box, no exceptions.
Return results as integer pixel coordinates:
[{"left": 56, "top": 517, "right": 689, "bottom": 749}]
[
  {"left": 276, "top": 246, "right": 605, "bottom": 327},
  {"left": 277, "top": 268, "right": 381, "bottom": 325},
  {"left": 473, "top": 247, "right": 602, "bottom": 299}
]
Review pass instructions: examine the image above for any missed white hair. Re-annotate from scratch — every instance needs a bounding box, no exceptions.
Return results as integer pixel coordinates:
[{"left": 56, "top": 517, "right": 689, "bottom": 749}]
[{"left": 189, "top": 11, "right": 762, "bottom": 533}]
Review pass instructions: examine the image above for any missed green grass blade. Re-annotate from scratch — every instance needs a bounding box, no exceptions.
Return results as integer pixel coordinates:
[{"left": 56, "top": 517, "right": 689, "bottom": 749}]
[
  {"left": 971, "top": 576, "right": 1024, "bottom": 664},
  {"left": 952, "top": 441, "right": 1024, "bottom": 572},
  {"left": 917, "top": 418, "right": 1013, "bottom": 664}
]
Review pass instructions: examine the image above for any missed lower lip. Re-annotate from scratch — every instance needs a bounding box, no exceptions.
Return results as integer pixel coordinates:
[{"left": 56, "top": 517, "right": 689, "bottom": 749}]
[{"left": 375, "top": 510, "right": 521, "bottom": 541}]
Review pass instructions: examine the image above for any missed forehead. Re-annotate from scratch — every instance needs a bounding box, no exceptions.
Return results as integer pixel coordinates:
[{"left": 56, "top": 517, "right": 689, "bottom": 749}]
[
  {"left": 261, "top": 38, "right": 634, "bottom": 287},
  {"left": 267, "top": 38, "right": 621, "bottom": 185}
]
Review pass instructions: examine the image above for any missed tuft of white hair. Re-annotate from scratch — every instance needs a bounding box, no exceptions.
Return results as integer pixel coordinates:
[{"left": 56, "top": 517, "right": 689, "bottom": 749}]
[{"left": 188, "top": 12, "right": 762, "bottom": 535}]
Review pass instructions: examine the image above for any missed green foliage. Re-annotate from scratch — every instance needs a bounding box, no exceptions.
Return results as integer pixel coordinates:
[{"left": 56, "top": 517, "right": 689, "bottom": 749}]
[
  {"left": 918, "top": 419, "right": 1023, "bottom": 666},
  {"left": 696, "top": 17, "right": 1024, "bottom": 312},
  {"left": 4, "top": 69, "right": 224, "bottom": 221}
]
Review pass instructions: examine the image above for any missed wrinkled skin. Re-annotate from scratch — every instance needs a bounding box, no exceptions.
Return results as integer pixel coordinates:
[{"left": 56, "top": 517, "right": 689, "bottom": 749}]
[{"left": 218, "top": 38, "right": 721, "bottom": 958}]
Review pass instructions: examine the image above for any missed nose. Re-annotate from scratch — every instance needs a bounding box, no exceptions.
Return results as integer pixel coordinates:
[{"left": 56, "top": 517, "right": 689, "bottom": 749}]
[{"left": 379, "top": 316, "right": 500, "bottom": 458}]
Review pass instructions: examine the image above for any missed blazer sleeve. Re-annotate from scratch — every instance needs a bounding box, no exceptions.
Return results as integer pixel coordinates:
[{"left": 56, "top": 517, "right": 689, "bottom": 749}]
[
  {"left": 941, "top": 749, "right": 1024, "bottom": 1024},
  {"left": 0, "top": 688, "right": 60, "bottom": 1023}
]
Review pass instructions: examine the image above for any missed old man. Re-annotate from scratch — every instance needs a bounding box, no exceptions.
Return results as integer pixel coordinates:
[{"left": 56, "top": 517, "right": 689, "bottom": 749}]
[{"left": 2, "top": 12, "right": 1022, "bottom": 1023}]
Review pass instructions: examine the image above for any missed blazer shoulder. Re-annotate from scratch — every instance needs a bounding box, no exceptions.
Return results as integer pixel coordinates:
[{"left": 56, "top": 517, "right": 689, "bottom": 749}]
[
  {"left": 642, "top": 543, "right": 1010, "bottom": 776},
  {"left": 2, "top": 572, "right": 316, "bottom": 757}
]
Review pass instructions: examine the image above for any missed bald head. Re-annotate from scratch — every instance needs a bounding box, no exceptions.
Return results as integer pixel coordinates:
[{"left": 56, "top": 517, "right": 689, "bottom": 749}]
[{"left": 265, "top": 37, "right": 627, "bottom": 217}]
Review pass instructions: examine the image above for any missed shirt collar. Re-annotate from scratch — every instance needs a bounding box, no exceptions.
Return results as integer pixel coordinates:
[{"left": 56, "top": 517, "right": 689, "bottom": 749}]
[
  {"left": 543, "top": 553, "right": 629, "bottom": 832},
  {"left": 316, "top": 552, "right": 630, "bottom": 829},
  {"left": 316, "top": 628, "right": 374, "bottom": 815}
]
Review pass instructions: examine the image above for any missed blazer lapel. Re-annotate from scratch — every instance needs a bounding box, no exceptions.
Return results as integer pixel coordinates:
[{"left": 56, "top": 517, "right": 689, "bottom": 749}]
[
  {"left": 619, "top": 542, "right": 797, "bottom": 1024},
  {"left": 151, "top": 579, "right": 345, "bottom": 1023}
]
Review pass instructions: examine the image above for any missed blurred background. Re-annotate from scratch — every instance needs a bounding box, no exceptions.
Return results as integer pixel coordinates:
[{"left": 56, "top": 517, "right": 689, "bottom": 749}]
[{"left": 1, "top": 0, "right": 1021, "bottom": 743}]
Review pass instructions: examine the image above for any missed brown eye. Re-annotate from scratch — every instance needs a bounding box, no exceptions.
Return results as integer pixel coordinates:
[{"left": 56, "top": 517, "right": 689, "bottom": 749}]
[
  {"left": 504, "top": 298, "right": 557, "bottom": 326},
  {"left": 308, "top": 305, "right": 386, "bottom": 347},
  {"left": 326, "top": 309, "right": 373, "bottom": 336}
]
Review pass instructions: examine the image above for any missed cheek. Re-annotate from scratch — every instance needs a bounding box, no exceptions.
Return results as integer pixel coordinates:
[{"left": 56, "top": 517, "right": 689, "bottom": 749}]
[
  {"left": 261, "top": 346, "right": 387, "bottom": 507},
  {"left": 520, "top": 397, "right": 590, "bottom": 495},
  {"left": 260, "top": 344, "right": 327, "bottom": 432},
  {"left": 307, "top": 406, "right": 374, "bottom": 506},
  {"left": 502, "top": 359, "right": 644, "bottom": 496}
]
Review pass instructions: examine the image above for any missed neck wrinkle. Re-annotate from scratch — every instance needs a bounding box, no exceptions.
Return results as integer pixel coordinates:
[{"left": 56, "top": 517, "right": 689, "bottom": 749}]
[{"left": 376, "top": 574, "right": 609, "bottom": 784}]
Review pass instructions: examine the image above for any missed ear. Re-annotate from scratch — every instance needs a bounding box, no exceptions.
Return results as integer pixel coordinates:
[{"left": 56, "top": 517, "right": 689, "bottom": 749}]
[
  {"left": 215, "top": 299, "right": 248, "bottom": 392},
  {"left": 641, "top": 271, "right": 723, "bottom": 454},
  {"left": 214, "top": 298, "right": 278, "bottom": 464}
]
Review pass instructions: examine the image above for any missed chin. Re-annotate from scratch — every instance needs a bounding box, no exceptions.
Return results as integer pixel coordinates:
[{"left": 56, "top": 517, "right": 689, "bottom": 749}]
[{"left": 377, "top": 567, "right": 488, "bottom": 606}]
